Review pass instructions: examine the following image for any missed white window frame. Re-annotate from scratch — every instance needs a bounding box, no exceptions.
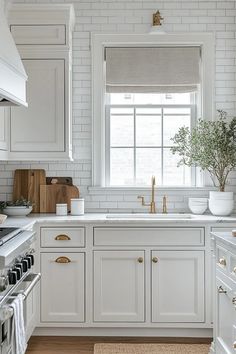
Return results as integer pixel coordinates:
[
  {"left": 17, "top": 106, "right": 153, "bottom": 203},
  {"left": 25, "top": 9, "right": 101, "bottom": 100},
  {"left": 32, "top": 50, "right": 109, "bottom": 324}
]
[{"left": 91, "top": 33, "right": 214, "bottom": 189}]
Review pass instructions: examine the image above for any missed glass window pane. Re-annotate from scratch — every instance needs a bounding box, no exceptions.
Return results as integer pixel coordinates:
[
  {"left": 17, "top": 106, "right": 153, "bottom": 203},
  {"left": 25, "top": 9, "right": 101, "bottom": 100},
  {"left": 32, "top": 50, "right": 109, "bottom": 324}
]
[
  {"left": 163, "top": 115, "right": 191, "bottom": 146},
  {"left": 163, "top": 148, "right": 191, "bottom": 186},
  {"left": 136, "top": 116, "right": 162, "bottom": 146},
  {"left": 110, "top": 115, "right": 134, "bottom": 146},
  {"left": 164, "top": 108, "right": 191, "bottom": 115},
  {"left": 136, "top": 108, "right": 161, "bottom": 115},
  {"left": 110, "top": 148, "right": 134, "bottom": 185},
  {"left": 136, "top": 148, "right": 162, "bottom": 186}
]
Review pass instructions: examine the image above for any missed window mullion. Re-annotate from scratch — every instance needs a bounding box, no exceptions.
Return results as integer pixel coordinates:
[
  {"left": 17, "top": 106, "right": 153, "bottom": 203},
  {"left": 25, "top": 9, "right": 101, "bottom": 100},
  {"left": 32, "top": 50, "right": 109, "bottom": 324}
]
[
  {"left": 134, "top": 107, "right": 136, "bottom": 185},
  {"left": 161, "top": 107, "right": 164, "bottom": 186}
]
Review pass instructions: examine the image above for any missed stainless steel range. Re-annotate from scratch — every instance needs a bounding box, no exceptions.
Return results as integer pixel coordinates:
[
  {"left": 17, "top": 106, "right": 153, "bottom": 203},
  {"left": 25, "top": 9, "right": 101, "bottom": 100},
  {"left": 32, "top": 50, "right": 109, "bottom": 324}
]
[{"left": 0, "top": 227, "right": 40, "bottom": 354}]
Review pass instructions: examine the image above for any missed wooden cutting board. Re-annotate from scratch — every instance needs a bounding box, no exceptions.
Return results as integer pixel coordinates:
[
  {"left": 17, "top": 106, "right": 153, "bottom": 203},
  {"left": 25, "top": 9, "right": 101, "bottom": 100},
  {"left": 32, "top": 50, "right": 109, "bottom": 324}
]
[
  {"left": 40, "top": 184, "right": 80, "bottom": 213},
  {"left": 46, "top": 177, "right": 73, "bottom": 186},
  {"left": 13, "top": 169, "right": 46, "bottom": 213}
]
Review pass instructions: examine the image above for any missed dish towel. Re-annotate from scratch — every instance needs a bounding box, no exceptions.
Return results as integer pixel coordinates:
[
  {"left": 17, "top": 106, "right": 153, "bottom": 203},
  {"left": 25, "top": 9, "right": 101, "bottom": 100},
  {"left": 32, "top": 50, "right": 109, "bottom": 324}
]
[{"left": 10, "top": 294, "right": 27, "bottom": 354}]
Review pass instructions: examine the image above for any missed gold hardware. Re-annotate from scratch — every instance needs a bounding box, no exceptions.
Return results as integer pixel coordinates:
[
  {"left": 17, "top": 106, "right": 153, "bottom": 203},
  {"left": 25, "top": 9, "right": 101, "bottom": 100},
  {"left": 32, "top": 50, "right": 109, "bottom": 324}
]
[
  {"left": 137, "top": 176, "right": 156, "bottom": 214},
  {"left": 55, "top": 256, "right": 71, "bottom": 264},
  {"left": 55, "top": 234, "right": 71, "bottom": 241},
  {"left": 218, "top": 285, "right": 227, "bottom": 294},
  {"left": 138, "top": 257, "right": 144, "bottom": 263},
  {"left": 233, "top": 266, "right": 236, "bottom": 274},
  {"left": 152, "top": 257, "right": 158, "bottom": 263},
  {"left": 219, "top": 258, "right": 227, "bottom": 267},
  {"left": 232, "top": 297, "right": 236, "bottom": 305},
  {"left": 162, "top": 195, "right": 167, "bottom": 214},
  {"left": 233, "top": 341, "right": 236, "bottom": 349},
  {"left": 153, "top": 10, "right": 164, "bottom": 27}
]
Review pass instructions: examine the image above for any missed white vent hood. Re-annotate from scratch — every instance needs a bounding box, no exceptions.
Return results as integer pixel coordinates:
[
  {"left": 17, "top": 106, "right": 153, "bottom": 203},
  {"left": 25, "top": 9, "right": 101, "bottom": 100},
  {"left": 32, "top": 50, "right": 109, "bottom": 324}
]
[{"left": 0, "top": 1, "right": 27, "bottom": 106}]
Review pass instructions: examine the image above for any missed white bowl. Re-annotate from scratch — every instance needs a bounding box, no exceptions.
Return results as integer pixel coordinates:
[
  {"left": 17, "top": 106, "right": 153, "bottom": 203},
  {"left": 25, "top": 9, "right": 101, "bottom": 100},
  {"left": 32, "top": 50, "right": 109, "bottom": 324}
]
[
  {"left": 209, "top": 191, "right": 234, "bottom": 200},
  {"left": 189, "top": 198, "right": 208, "bottom": 203},
  {"left": 3, "top": 206, "right": 33, "bottom": 217},
  {"left": 0, "top": 214, "right": 7, "bottom": 224},
  {"left": 208, "top": 199, "right": 234, "bottom": 216},
  {"left": 188, "top": 204, "right": 207, "bottom": 215}
]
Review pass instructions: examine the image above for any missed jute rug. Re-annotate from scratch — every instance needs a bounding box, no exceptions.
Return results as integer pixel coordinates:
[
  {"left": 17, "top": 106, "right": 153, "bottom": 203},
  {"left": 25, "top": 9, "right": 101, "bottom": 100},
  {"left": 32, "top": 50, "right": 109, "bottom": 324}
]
[{"left": 94, "top": 343, "right": 210, "bottom": 354}]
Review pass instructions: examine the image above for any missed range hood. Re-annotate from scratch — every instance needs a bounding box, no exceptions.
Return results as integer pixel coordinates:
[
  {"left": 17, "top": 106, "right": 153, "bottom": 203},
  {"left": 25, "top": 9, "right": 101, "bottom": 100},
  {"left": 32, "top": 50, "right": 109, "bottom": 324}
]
[{"left": 0, "top": 2, "right": 27, "bottom": 107}]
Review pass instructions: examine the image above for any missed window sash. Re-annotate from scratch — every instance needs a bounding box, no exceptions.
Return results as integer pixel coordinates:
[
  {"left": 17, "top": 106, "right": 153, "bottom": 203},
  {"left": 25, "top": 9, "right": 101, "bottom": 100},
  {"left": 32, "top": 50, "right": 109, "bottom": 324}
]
[{"left": 105, "top": 104, "right": 196, "bottom": 187}]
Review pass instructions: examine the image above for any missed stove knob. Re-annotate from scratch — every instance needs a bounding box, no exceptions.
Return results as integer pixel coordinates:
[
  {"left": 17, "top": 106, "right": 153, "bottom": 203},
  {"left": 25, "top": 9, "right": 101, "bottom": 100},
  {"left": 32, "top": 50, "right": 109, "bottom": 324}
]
[
  {"left": 15, "top": 263, "right": 23, "bottom": 274},
  {"left": 27, "top": 254, "right": 34, "bottom": 266},
  {"left": 15, "top": 265, "right": 23, "bottom": 278},
  {"left": 13, "top": 268, "right": 21, "bottom": 280},
  {"left": 0, "top": 275, "right": 9, "bottom": 291},
  {"left": 8, "top": 271, "right": 17, "bottom": 285},
  {"left": 22, "top": 259, "right": 28, "bottom": 272},
  {"left": 24, "top": 256, "right": 32, "bottom": 269}
]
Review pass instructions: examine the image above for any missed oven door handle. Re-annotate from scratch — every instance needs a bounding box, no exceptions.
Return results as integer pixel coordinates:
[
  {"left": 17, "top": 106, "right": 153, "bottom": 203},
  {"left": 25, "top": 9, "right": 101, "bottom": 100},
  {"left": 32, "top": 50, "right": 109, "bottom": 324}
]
[{"left": 13, "top": 273, "right": 41, "bottom": 300}]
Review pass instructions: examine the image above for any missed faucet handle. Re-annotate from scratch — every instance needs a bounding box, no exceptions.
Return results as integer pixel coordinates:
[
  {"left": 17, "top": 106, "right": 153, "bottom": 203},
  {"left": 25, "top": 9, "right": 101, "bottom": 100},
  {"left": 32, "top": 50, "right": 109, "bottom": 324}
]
[{"left": 137, "top": 195, "right": 145, "bottom": 206}]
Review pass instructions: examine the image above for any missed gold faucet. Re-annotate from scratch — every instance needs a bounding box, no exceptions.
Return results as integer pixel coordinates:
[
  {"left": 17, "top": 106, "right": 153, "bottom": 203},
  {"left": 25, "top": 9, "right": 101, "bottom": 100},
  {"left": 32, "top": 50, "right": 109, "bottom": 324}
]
[{"left": 138, "top": 176, "right": 156, "bottom": 213}]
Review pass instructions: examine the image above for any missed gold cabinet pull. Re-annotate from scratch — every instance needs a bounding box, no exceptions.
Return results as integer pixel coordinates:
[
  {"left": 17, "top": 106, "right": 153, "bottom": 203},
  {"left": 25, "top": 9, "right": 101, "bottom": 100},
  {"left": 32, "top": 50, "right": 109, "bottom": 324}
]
[
  {"left": 152, "top": 257, "right": 158, "bottom": 263},
  {"left": 55, "top": 234, "right": 71, "bottom": 241},
  {"left": 218, "top": 258, "right": 226, "bottom": 267},
  {"left": 233, "top": 266, "right": 236, "bottom": 274},
  {"left": 218, "top": 285, "right": 227, "bottom": 294},
  {"left": 55, "top": 256, "right": 71, "bottom": 264},
  {"left": 137, "top": 257, "right": 144, "bottom": 263}
]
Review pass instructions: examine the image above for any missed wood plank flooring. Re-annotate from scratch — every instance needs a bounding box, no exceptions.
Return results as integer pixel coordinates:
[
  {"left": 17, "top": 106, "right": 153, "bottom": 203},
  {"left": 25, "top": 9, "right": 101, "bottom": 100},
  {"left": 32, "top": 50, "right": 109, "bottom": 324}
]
[{"left": 26, "top": 336, "right": 212, "bottom": 354}]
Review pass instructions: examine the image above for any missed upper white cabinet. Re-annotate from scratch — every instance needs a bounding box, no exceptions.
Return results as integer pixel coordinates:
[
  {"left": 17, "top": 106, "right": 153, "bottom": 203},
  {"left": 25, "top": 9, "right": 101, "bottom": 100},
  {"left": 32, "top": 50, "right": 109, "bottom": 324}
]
[
  {"left": 0, "top": 107, "right": 8, "bottom": 158},
  {"left": 6, "top": 4, "right": 75, "bottom": 160}
]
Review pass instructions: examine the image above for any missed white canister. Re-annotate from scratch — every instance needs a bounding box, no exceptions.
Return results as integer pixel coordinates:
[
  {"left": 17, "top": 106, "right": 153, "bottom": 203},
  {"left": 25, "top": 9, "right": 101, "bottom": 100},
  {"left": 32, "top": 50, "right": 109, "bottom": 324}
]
[
  {"left": 70, "top": 198, "right": 84, "bottom": 215},
  {"left": 56, "top": 203, "right": 68, "bottom": 216}
]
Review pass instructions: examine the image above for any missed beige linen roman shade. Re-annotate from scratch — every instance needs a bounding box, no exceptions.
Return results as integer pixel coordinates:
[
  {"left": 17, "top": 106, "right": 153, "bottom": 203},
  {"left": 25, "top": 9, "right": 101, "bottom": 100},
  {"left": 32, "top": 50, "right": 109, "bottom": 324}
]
[{"left": 105, "top": 47, "right": 201, "bottom": 93}]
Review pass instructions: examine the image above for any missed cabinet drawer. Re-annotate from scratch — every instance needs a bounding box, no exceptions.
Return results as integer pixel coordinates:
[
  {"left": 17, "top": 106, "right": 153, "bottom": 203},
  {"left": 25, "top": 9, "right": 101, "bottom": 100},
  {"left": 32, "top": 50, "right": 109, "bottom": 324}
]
[
  {"left": 94, "top": 227, "right": 204, "bottom": 247},
  {"left": 216, "top": 245, "right": 228, "bottom": 273},
  {"left": 229, "top": 252, "right": 236, "bottom": 279},
  {"left": 41, "top": 228, "right": 85, "bottom": 248},
  {"left": 11, "top": 25, "right": 66, "bottom": 45}
]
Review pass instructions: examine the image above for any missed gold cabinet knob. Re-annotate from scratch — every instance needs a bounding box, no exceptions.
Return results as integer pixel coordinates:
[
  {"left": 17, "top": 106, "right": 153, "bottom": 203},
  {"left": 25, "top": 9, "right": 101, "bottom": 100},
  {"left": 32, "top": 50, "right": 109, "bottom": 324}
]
[
  {"left": 218, "top": 285, "right": 227, "bottom": 294},
  {"left": 219, "top": 258, "right": 226, "bottom": 267},
  {"left": 55, "top": 234, "right": 71, "bottom": 241},
  {"left": 55, "top": 256, "right": 71, "bottom": 264},
  {"left": 233, "top": 266, "right": 236, "bottom": 274},
  {"left": 137, "top": 257, "right": 144, "bottom": 263},
  {"left": 233, "top": 341, "right": 236, "bottom": 349},
  {"left": 152, "top": 257, "right": 158, "bottom": 263}
]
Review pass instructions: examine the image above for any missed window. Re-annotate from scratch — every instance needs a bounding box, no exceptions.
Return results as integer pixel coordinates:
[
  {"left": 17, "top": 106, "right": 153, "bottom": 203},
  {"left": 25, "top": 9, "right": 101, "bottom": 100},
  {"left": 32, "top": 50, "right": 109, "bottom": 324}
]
[
  {"left": 92, "top": 34, "right": 214, "bottom": 189},
  {"left": 106, "top": 93, "right": 195, "bottom": 186}
]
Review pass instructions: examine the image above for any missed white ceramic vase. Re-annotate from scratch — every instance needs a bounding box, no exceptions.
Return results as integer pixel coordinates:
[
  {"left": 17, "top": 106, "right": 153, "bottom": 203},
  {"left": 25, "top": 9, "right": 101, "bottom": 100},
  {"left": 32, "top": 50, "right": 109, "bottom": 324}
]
[{"left": 209, "top": 191, "right": 234, "bottom": 216}]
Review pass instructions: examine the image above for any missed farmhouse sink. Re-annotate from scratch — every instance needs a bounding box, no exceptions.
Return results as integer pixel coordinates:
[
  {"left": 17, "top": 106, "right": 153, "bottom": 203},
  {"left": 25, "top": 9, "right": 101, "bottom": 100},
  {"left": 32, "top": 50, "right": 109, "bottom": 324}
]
[{"left": 106, "top": 213, "right": 193, "bottom": 219}]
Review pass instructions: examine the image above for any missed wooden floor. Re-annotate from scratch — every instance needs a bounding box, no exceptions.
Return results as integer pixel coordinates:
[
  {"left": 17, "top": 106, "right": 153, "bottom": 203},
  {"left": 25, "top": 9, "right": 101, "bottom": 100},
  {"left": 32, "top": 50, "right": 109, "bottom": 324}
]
[{"left": 26, "top": 336, "right": 212, "bottom": 354}]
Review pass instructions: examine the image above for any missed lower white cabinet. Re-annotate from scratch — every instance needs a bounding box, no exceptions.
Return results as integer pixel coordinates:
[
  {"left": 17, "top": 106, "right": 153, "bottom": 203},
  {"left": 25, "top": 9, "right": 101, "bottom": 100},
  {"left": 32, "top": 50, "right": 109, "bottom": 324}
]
[
  {"left": 151, "top": 250, "right": 205, "bottom": 323},
  {"left": 41, "top": 252, "right": 85, "bottom": 322},
  {"left": 94, "top": 250, "right": 145, "bottom": 322}
]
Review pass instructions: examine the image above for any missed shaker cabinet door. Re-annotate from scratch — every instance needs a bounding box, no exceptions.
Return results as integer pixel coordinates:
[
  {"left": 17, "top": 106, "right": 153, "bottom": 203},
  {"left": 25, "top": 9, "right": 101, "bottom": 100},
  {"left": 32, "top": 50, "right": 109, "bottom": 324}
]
[
  {"left": 94, "top": 250, "right": 145, "bottom": 322},
  {"left": 10, "top": 59, "right": 65, "bottom": 153},
  {"left": 41, "top": 252, "right": 85, "bottom": 322},
  {"left": 152, "top": 250, "right": 205, "bottom": 323}
]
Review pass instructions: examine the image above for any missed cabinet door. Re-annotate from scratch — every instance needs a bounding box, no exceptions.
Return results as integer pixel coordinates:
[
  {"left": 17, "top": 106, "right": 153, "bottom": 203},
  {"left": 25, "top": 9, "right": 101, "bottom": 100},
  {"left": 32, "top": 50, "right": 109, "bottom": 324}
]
[
  {"left": 0, "top": 107, "right": 7, "bottom": 151},
  {"left": 10, "top": 59, "right": 65, "bottom": 153},
  {"left": 152, "top": 250, "right": 204, "bottom": 323},
  {"left": 41, "top": 253, "right": 84, "bottom": 322},
  {"left": 94, "top": 250, "right": 145, "bottom": 322},
  {"left": 215, "top": 277, "right": 236, "bottom": 353}
]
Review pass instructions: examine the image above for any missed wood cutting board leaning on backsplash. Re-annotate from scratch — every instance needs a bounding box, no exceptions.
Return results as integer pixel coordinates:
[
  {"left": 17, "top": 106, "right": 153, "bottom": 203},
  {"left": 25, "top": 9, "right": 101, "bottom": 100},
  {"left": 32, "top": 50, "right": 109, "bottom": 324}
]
[
  {"left": 40, "top": 184, "right": 80, "bottom": 213},
  {"left": 13, "top": 169, "right": 46, "bottom": 213}
]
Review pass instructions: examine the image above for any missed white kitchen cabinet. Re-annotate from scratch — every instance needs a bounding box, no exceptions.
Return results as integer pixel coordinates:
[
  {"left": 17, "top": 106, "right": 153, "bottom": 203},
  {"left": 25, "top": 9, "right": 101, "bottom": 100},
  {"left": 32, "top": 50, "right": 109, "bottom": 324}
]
[
  {"left": 41, "top": 252, "right": 85, "bottom": 322},
  {"left": 0, "top": 107, "right": 8, "bottom": 160},
  {"left": 7, "top": 4, "right": 75, "bottom": 160},
  {"left": 151, "top": 250, "right": 205, "bottom": 323},
  {"left": 94, "top": 250, "right": 145, "bottom": 322},
  {"left": 10, "top": 59, "right": 65, "bottom": 153}
]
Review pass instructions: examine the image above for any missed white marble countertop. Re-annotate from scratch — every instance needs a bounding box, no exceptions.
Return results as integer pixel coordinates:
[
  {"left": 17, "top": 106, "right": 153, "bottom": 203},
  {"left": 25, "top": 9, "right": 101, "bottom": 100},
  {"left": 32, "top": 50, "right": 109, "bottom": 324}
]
[
  {"left": 2, "top": 213, "right": 236, "bottom": 229},
  {"left": 211, "top": 231, "right": 236, "bottom": 249}
]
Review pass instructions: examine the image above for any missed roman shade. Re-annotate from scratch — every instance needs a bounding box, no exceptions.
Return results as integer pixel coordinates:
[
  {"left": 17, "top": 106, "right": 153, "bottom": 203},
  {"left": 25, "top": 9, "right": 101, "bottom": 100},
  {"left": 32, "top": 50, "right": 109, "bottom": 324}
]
[{"left": 105, "top": 47, "right": 201, "bottom": 93}]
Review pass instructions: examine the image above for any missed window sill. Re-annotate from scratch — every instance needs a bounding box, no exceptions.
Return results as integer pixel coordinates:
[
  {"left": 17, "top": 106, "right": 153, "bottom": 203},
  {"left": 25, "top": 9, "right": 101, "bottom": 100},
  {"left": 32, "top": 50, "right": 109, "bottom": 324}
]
[{"left": 88, "top": 186, "right": 215, "bottom": 195}]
